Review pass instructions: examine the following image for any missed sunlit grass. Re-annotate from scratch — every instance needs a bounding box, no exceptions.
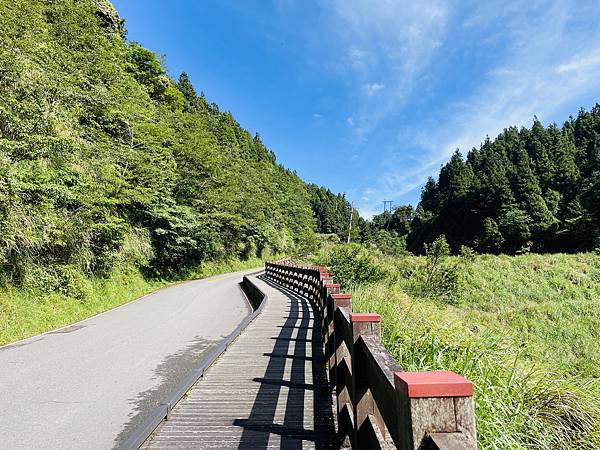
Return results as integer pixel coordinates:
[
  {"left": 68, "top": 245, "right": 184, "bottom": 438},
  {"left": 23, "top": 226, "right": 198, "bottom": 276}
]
[{"left": 322, "top": 249, "right": 600, "bottom": 448}]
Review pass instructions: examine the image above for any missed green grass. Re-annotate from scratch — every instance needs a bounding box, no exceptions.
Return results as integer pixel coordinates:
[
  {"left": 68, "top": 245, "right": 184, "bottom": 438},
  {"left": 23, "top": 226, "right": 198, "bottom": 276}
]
[
  {"left": 0, "top": 257, "right": 265, "bottom": 347},
  {"left": 317, "top": 247, "right": 600, "bottom": 449}
]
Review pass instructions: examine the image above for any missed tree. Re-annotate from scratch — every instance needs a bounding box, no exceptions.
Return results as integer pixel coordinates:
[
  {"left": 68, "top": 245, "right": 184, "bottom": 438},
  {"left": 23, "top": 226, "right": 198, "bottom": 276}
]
[
  {"left": 177, "top": 72, "right": 199, "bottom": 112},
  {"left": 403, "top": 110, "right": 600, "bottom": 254}
]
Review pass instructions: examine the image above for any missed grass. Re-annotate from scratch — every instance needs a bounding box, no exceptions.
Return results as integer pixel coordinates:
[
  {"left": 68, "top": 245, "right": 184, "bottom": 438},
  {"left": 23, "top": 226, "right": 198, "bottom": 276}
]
[
  {"left": 316, "top": 246, "right": 600, "bottom": 449},
  {"left": 0, "top": 257, "right": 265, "bottom": 347}
]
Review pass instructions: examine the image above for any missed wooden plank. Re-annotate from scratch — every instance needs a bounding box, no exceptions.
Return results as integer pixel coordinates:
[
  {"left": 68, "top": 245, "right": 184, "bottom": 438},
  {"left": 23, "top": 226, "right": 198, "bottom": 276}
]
[{"left": 143, "top": 274, "right": 337, "bottom": 449}]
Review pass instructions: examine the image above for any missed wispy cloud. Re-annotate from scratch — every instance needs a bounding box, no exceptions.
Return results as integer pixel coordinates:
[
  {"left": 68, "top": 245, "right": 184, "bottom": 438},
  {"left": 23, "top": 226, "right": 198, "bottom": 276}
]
[
  {"left": 354, "top": 0, "right": 600, "bottom": 213},
  {"left": 222, "top": 0, "right": 600, "bottom": 216},
  {"left": 325, "top": 0, "right": 450, "bottom": 133},
  {"left": 556, "top": 49, "right": 600, "bottom": 75},
  {"left": 363, "top": 82, "right": 385, "bottom": 96}
]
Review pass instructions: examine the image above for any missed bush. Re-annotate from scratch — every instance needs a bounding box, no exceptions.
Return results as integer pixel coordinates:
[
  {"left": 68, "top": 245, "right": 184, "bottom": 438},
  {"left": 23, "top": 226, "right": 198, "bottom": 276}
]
[
  {"left": 364, "top": 229, "right": 408, "bottom": 257},
  {"left": 22, "top": 264, "right": 91, "bottom": 301},
  {"left": 318, "top": 243, "right": 385, "bottom": 289},
  {"left": 408, "top": 235, "right": 461, "bottom": 301}
]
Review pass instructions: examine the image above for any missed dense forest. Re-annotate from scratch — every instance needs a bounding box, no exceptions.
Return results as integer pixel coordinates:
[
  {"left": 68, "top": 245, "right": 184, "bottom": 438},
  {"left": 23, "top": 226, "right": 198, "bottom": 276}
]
[
  {"left": 0, "top": 0, "right": 353, "bottom": 290},
  {"left": 367, "top": 110, "right": 600, "bottom": 254}
]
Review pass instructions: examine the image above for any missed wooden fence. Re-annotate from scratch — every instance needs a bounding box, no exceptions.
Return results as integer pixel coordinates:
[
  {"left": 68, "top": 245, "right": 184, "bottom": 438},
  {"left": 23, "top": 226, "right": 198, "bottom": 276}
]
[{"left": 265, "top": 260, "right": 477, "bottom": 450}]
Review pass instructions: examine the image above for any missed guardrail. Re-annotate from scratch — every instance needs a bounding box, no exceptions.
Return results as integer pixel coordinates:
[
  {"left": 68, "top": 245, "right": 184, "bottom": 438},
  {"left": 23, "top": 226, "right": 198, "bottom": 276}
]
[{"left": 265, "top": 260, "right": 477, "bottom": 450}]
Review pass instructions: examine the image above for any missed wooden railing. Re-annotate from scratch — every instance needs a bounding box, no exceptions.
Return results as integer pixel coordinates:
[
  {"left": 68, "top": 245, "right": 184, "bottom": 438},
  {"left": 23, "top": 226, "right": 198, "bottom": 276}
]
[{"left": 265, "top": 260, "right": 477, "bottom": 450}]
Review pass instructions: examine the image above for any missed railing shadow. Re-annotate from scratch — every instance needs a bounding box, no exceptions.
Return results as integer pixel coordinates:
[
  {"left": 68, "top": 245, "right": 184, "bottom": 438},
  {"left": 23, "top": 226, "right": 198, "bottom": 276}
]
[{"left": 233, "top": 276, "right": 337, "bottom": 449}]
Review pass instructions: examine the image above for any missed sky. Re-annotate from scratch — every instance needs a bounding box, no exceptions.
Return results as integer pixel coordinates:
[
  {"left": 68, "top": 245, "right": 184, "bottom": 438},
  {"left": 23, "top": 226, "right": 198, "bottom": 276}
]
[{"left": 112, "top": 0, "right": 600, "bottom": 218}]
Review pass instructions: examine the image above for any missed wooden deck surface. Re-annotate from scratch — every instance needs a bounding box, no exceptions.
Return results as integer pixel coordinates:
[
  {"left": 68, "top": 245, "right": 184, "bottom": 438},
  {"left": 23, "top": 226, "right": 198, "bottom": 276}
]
[{"left": 143, "top": 274, "right": 338, "bottom": 449}]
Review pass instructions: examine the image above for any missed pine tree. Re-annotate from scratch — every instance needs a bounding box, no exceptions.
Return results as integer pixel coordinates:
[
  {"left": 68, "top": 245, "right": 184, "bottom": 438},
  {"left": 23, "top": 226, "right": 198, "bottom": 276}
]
[{"left": 177, "top": 71, "right": 199, "bottom": 112}]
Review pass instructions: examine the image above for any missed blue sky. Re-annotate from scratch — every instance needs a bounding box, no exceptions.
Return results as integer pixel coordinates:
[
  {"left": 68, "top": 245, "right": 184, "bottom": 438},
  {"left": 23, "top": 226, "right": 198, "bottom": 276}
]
[{"left": 112, "top": 0, "right": 600, "bottom": 218}]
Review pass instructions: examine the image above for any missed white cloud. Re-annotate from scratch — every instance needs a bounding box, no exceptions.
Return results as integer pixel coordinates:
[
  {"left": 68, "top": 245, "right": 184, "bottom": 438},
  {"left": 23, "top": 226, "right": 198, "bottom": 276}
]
[
  {"left": 313, "top": 113, "right": 323, "bottom": 118},
  {"left": 363, "top": 82, "right": 385, "bottom": 96},
  {"left": 325, "top": 0, "right": 450, "bottom": 133},
  {"left": 556, "top": 49, "right": 600, "bottom": 75},
  {"left": 348, "top": 46, "right": 375, "bottom": 72},
  {"left": 346, "top": 116, "right": 354, "bottom": 126}
]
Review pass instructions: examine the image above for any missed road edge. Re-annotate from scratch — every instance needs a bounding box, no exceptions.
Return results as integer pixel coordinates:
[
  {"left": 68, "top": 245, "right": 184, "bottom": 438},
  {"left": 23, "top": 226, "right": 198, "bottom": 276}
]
[
  {"left": 116, "top": 271, "right": 268, "bottom": 450},
  {"left": 0, "top": 267, "right": 263, "bottom": 351}
]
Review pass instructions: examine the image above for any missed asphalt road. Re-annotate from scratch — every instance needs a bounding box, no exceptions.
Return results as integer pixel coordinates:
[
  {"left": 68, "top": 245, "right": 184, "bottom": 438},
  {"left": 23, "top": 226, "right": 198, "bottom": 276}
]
[{"left": 0, "top": 269, "right": 259, "bottom": 450}]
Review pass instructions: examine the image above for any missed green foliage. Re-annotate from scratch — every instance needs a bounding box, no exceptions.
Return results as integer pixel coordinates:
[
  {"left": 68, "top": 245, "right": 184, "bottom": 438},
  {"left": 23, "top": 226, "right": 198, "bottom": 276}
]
[
  {"left": 368, "top": 109, "right": 600, "bottom": 255},
  {"left": 364, "top": 229, "right": 408, "bottom": 257},
  {"left": 415, "top": 235, "right": 460, "bottom": 300},
  {"left": 306, "top": 184, "right": 360, "bottom": 242},
  {"left": 322, "top": 245, "right": 600, "bottom": 448},
  {"left": 315, "top": 243, "right": 385, "bottom": 289},
  {"left": 0, "top": 0, "right": 324, "bottom": 292}
]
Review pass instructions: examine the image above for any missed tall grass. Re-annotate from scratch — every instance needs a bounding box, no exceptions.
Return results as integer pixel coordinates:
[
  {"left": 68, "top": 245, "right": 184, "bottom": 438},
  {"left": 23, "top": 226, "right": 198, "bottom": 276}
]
[{"left": 315, "top": 245, "right": 600, "bottom": 448}]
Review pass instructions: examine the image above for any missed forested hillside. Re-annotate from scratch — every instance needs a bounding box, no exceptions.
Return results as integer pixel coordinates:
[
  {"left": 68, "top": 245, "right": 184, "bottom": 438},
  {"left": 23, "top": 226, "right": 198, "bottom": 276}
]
[
  {"left": 0, "top": 0, "right": 340, "bottom": 294},
  {"left": 306, "top": 184, "right": 361, "bottom": 242},
  {"left": 368, "top": 111, "right": 600, "bottom": 254}
]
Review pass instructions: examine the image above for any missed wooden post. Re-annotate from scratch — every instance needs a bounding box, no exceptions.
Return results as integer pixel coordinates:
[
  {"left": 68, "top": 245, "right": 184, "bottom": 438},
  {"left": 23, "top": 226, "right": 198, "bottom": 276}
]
[
  {"left": 393, "top": 371, "right": 477, "bottom": 450},
  {"left": 350, "top": 313, "right": 388, "bottom": 448},
  {"left": 331, "top": 294, "right": 353, "bottom": 445},
  {"left": 324, "top": 283, "right": 341, "bottom": 294}
]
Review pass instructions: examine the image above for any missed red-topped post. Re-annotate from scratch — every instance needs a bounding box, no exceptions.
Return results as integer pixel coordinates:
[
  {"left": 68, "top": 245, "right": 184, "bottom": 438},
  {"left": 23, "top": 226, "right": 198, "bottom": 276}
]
[
  {"left": 350, "top": 313, "right": 386, "bottom": 447},
  {"left": 393, "top": 371, "right": 477, "bottom": 450},
  {"left": 324, "top": 283, "right": 341, "bottom": 295}
]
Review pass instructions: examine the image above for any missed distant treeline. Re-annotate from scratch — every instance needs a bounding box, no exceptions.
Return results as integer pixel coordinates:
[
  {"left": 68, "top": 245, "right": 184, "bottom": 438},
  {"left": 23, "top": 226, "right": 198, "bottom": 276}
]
[{"left": 365, "top": 108, "right": 600, "bottom": 254}]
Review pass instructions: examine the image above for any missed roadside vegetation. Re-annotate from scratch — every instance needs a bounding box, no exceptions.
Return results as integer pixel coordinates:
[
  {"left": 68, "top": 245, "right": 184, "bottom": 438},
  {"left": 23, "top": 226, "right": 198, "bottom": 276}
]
[
  {"left": 0, "top": 257, "right": 264, "bottom": 346},
  {"left": 313, "top": 241, "right": 600, "bottom": 449},
  {"left": 0, "top": 0, "right": 352, "bottom": 342}
]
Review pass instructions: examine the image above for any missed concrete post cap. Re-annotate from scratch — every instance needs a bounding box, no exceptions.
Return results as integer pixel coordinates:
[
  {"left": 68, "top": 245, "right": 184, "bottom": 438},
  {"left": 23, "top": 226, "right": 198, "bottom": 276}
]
[
  {"left": 394, "top": 371, "right": 473, "bottom": 398},
  {"left": 350, "top": 313, "right": 381, "bottom": 323}
]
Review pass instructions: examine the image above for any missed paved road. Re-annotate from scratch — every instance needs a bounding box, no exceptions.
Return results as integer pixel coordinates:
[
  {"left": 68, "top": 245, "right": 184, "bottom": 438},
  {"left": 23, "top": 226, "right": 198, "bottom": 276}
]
[{"left": 0, "top": 269, "right": 259, "bottom": 450}]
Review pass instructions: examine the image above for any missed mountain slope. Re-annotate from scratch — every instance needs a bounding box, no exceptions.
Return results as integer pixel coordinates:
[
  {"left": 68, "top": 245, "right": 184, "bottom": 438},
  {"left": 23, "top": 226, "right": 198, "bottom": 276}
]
[{"left": 0, "top": 0, "right": 319, "bottom": 291}]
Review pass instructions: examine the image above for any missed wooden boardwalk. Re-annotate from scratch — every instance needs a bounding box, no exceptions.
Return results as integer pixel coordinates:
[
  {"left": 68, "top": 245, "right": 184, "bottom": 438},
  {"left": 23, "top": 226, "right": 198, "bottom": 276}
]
[{"left": 143, "top": 274, "right": 338, "bottom": 449}]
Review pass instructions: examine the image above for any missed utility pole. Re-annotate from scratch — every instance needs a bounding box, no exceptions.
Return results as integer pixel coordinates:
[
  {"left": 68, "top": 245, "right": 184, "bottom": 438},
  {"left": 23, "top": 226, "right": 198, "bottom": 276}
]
[
  {"left": 383, "top": 200, "right": 394, "bottom": 230},
  {"left": 347, "top": 203, "right": 354, "bottom": 244}
]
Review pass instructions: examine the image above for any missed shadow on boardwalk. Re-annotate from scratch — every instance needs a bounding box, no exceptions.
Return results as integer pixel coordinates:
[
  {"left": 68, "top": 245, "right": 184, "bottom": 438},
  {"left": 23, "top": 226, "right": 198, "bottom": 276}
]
[{"left": 233, "top": 276, "right": 338, "bottom": 449}]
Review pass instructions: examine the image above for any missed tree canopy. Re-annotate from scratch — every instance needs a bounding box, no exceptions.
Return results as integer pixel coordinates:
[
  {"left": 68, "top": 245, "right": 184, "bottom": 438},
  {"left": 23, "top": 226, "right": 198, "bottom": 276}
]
[{"left": 369, "top": 112, "right": 600, "bottom": 254}]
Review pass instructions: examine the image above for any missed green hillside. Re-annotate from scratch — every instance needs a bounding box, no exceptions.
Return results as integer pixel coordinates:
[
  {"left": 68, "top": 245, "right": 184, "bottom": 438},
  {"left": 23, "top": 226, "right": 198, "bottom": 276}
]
[
  {"left": 0, "top": 0, "right": 360, "bottom": 343},
  {"left": 0, "top": 0, "right": 319, "bottom": 283}
]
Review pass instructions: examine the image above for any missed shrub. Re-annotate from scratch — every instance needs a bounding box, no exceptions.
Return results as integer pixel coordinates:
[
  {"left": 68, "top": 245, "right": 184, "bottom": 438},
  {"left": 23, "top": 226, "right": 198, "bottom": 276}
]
[
  {"left": 365, "top": 229, "right": 408, "bottom": 257},
  {"left": 319, "top": 243, "right": 385, "bottom": 289},
  {"left": 22, "top": 264, "right": 91, "bottom": 301},
  {"left": 409, "top": 235, "right": 461, "bottom": 301}
]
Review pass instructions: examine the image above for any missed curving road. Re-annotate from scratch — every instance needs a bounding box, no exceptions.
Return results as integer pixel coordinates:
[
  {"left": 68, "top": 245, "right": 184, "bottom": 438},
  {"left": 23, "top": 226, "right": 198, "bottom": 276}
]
[{"left": 0, "top": 269, "right": 259, "bottom": 450}]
